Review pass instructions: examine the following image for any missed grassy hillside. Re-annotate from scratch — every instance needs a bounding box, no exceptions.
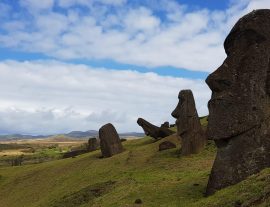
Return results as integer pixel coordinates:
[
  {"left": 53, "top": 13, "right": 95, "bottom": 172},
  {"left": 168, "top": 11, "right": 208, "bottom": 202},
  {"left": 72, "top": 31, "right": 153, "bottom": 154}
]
[{"left": 0, "top": 135, "right": 269, "bottom": 207}]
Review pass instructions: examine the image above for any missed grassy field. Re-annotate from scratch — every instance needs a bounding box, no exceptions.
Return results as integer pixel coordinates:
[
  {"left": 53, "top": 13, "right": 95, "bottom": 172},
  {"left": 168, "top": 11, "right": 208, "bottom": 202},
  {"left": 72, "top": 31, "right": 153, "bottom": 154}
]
[
  {"left": 0, "top": 133, "right": 269, "bottom": 207},
  {"left": 0, "top": 136, "right": 87, "bottom": 166}
]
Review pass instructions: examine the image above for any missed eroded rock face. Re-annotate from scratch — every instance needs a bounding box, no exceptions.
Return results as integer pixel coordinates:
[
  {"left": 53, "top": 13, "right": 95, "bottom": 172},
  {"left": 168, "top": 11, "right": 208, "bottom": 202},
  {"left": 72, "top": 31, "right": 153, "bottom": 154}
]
[
  {"left": 171, "top": 90, "right": 205, "bottom": 155},
  {"left": 137, "top": 118, "right": 174, "bottom": 139},
  {"left": 99, "top": 123, "right": 123, "bottom": 158},
  {"left": 205, "top": 9, "right": 270, "bottom": 195},
  {"left": 159, "top": 141, "right": 176, "bottom": 151}
]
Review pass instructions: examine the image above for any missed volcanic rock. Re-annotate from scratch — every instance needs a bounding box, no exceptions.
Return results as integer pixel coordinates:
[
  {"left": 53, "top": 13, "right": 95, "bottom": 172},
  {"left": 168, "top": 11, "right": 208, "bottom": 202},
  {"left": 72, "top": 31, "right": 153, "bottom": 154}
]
[
  {"left": 87, "top": 137, "right": 98, "bottom": 152},
  {"left": 205, "top": 9, "right": 270, "bottom": 195},
  {"left": 99, "top": 123, "right": 123, "bottom": 158},
  {"left": 137, "top": 118, "right": 174, "bottom": 139},
  {"left": 63, "top": 149, "right": 88, "bottom": 159},
  {"left": 171, "top": 90, "right": 206, "bottom": 155},
  {"left": 159, "top": 141, "right": 176, "bottom": 151},
  {"left": 161, "top": 121, "right": 170, "bottom": 128}
]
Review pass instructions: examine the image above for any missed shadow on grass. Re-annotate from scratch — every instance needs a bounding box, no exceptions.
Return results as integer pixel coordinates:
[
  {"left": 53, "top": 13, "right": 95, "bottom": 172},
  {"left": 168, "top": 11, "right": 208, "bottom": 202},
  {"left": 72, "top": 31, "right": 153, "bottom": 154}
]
[{"left": 49, "top": 181, "right": 116, "bottom": 207}]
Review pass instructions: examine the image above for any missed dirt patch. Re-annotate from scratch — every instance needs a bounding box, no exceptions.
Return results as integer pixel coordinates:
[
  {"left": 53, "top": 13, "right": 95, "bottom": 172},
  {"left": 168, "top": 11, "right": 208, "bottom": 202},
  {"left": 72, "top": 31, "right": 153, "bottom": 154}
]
[{"left": 50, "top": 181, "right": 116, "bottom": 207}]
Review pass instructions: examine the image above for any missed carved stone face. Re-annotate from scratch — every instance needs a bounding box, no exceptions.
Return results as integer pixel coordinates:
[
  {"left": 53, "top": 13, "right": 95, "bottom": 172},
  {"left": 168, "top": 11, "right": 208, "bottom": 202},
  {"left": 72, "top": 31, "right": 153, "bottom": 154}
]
[
  {"left": 137, "top": 118, "right": 150, "bottom": 135},
  {"left": 171, "top": 90, "right": 196, "bottom": 136},
  {"left": 205, "top": 10, "right": 270, "bottom": 140}
]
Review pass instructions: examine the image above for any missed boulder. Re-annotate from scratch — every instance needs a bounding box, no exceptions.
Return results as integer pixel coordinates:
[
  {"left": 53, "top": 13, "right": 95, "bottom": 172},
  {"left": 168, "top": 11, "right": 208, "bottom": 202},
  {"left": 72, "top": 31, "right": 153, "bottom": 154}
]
[
  {"left": 159, "top": 141, "right": 176, "bottom": 151},
  {"left": 99, "top": 123, "right": 123, "bottom": 158},
  {"left": 171, "top": 90, "right": 206, "bottom": 155},
  {"left": 87, "top": 137, "right": 98, "bottom": 152},
  {"left": 137, "top": 118, "right": 174, "bottom": 139},
  {"left": 205, "top": 9, "right": 270, "bottom": 195},
  {"left": 134, "top": 199, "right": 143, "bottom": 204}
]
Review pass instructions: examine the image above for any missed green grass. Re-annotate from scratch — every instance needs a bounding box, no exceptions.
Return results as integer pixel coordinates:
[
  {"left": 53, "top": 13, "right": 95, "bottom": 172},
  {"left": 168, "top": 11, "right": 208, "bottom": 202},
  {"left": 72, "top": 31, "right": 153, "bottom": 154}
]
[{"left": 0, "top": 135, "right": 269, "bottom": 207}]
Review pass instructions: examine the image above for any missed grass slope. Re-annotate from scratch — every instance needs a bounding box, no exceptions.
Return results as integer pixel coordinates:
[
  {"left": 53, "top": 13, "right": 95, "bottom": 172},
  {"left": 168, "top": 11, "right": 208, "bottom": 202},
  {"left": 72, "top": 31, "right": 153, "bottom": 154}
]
[{"left": 0, "top": 135, "right": 269, "bottom": 207}]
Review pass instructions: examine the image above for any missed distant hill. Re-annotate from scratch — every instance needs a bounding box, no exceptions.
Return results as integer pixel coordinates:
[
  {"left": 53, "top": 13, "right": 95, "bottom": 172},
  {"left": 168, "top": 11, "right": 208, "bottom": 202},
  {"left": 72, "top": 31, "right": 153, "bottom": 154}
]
[
  {"left": 0, "top": 134, "right": 50, "bottom": 140},
  {"left": 66, "top": 130, "right": 99, "bottom": 138},
  {"left": 0, "top": 130, "right": 145, "bottom": 140}
]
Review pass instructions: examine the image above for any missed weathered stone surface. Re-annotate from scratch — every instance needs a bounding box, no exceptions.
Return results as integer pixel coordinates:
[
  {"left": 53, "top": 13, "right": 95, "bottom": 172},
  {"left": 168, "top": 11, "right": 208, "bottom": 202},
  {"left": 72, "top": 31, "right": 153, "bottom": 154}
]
[
  {"left": 205, "top": 9, "right": 270, "bottom": 195},
  {"left": 159, "top": 141, "right": 176, "bottom": 151},
  {"left": 99, "top": 123, "right": 123, "bottom": 158},
  {"left": 137, "top": 118, "right": 174, "bottom": 139},
  {"left": 161, "top": 121, "right": 170, "bottom": 128},
  {"left": 63, "top": 149, "right": 88, "bottom": 159},
  {"left": 87, "top": 138, "right": 98, "bottom": 152},
  {"left": 171, "top": 90, "right": 206, "bottom": 156}
]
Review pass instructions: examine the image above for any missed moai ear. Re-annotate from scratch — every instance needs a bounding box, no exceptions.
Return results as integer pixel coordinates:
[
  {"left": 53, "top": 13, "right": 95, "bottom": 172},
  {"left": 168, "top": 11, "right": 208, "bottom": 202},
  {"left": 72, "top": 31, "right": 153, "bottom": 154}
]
[{"left": 267, "top": 58, "right": 270, "bottom": 95}]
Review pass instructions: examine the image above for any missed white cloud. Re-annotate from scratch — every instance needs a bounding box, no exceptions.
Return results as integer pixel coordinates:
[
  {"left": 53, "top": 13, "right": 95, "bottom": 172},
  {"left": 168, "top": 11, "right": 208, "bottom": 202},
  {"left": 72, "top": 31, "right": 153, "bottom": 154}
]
[
  {"left": 20, "top": 0, "right": 54, "bottom": 11},
  {"left": 123, "top": 7, "right": 160, "bottom": 33},
  {"left": 57, "top": 0, "right": 126, "bottom": 8},
  {"left": 0, "top": 60, "right": 210, "bottom": 135},
  {"left": 1, "top": 0, "right": 269, "bottom": 72},
  {"left": 0, "top": 0, "right": 269, "bottom": 135}
]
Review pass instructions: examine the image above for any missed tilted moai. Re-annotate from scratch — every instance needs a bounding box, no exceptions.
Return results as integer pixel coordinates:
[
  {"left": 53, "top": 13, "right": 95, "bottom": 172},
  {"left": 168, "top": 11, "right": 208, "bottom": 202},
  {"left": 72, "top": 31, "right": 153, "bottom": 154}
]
[
  {"left": 205, "top": 9, "right": 270, "bottom": 195},
  {"left": 137, "top": 118, "right": 174, "bottom": 139},
  {"left": 171, "top": 90, "right": 205, "bottom": 155},
  {"left": 99, "top": 123, "right": 123, "bottom": 158}
]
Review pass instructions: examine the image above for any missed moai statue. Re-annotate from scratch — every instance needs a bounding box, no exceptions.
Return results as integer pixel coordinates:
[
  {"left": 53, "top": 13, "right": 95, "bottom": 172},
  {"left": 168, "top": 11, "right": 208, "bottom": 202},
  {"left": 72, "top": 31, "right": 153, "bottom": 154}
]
[
  {"left": 137, "top": 118, "right": 174, "bottom": 139},
  {"left": 205, "top": 9, "right": 270, "bottom": 195},
  {"left": 99, "top": 123, "right": 123, "bottom": 158},
  {"left": 171, "top": 90, "right": 205, "bottom": 155}
]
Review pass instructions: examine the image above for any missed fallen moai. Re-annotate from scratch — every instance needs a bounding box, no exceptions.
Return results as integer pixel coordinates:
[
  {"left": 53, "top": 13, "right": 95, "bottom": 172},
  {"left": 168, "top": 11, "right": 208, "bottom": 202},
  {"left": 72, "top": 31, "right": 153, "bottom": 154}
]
[{"left": 137, "top": 118, "right": 174, "bottom": 139}]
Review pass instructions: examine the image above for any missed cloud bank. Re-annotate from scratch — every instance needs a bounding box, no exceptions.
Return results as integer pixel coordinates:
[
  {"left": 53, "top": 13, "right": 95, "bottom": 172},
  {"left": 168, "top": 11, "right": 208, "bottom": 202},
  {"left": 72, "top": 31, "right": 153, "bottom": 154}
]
[
  {"left": 1, "top": 0, "right": 270, "bottom": 135},
  {"left": 0, "top": 60, "right": 210, "bottom": 134}
]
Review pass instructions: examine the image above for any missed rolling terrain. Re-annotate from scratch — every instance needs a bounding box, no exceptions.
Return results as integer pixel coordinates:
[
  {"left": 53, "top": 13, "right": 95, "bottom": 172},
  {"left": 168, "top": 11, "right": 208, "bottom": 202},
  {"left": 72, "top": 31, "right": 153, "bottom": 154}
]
[{"left": 0, "top": 131, "right": 269, "bottom": 206}]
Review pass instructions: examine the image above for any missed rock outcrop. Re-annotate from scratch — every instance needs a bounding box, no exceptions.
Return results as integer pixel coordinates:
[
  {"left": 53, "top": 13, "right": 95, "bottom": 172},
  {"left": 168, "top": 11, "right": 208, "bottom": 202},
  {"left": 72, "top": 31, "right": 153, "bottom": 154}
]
[
  {"left": 205, "top": 9, "right": 270, "bottom": 195},
  {"left": 159, "top": 141, "right": 176, "bottom": 151},
  {"left": 137, "top": 118, "right": 174, "bottom": 139},
  {"left": 171, "top": 90, "right": 205, "bottom": 155},
  {"left": 99, "top": 123, "right": 123, "bottom": 158}
]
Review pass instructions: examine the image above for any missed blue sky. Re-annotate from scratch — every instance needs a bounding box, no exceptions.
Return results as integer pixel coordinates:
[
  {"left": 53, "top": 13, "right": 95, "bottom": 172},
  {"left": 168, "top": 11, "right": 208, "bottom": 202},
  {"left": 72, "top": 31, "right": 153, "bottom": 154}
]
[
  {"left": 0, "top": 0, "right": 269, "bottom": 134},
  {"left": 0, "top": 0, "right": 233, "bottom": 78}
]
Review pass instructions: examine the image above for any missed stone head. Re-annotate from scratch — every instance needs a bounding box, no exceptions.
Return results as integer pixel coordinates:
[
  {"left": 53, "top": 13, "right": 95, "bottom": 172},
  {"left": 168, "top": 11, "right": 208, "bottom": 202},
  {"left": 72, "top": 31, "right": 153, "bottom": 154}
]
[
  {"left": 171, "top": 89, "right": 197, "bottom": 136},
  {"left": 137, "top": 118, "right": 150, "bottom": 135},
  {"left": 206, "top": 9, "right": 270, "bottom": 140}
]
